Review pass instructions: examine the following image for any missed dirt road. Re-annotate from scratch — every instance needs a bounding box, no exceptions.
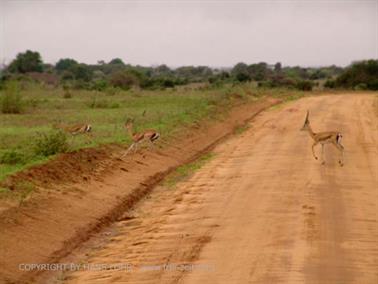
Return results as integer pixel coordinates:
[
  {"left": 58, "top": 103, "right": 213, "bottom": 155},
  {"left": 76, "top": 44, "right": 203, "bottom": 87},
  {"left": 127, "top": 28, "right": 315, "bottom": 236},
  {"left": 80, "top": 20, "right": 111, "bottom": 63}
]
[{"left": 58, "top": 94, "right": 377, "bottom": 284}]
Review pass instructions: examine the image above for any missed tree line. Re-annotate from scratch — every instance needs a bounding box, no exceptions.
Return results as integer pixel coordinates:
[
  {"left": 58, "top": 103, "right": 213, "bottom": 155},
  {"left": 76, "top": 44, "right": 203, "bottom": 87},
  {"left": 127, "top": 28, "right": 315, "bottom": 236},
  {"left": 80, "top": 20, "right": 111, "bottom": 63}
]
[{"left": 1, "top": 50, "right": 377, "bottom": 91}]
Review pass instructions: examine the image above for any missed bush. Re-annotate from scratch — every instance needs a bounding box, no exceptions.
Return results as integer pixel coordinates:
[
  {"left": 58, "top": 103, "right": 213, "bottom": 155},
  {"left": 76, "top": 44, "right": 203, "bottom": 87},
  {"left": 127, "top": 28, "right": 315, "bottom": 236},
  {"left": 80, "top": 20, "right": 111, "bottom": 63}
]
[
  {"left": 333, "top": 60, "right": 378, "bottom": 90},
  {"left": 354, "top": 83, "right": 368, "bottom": 90},
  {"left": 91, "top": 79, "right": 108, "bottom": 91},
  {"left": 324, "top": 79, "right": 336, "bottom": 89},
  {"left": 109, "top": 70, "right": 140, "bottom": 90},
  {"left": 235, "top": 72, "right": 251, "bottom": 82},
  {"left": 0, "top": 150, "right": 26, "bottom": 165},
  {"left": 367, "top": 79, "right": 378, "bottom": 90},
  {"left": 34, "top": 131, "right": 68, "bottom": 157},
  {"left": 0, "top": 81, "right": 23, "bottom": 113},
  {"left": 295, "top": 80, "right": 313, "bottom": 91}
]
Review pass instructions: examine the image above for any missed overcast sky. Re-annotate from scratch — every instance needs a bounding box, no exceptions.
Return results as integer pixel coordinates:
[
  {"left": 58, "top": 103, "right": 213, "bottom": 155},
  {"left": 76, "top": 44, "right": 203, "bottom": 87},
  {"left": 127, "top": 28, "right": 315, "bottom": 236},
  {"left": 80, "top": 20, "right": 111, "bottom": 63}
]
[{"left": 0, "top": 0, "right": 377, "bottom": 67}]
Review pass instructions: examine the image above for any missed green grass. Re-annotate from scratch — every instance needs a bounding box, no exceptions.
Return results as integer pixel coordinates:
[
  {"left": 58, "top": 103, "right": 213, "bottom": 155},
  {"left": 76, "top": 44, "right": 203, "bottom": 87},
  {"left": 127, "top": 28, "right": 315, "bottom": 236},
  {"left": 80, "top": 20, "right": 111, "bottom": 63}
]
[
  {"left": 164, "top": 153, "right": 215, "bottom": 187},
  {"left": 0, "top": 81, "right": 307, "bottom": 182}
]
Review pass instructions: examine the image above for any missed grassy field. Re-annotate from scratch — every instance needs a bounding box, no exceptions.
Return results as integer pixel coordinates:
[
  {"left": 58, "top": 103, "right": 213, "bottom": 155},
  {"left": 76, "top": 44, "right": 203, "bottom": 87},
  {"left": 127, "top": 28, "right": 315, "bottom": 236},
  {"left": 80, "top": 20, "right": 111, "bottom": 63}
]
[{"left": 0, "top": 82, "right": 306, "bottom": 181}]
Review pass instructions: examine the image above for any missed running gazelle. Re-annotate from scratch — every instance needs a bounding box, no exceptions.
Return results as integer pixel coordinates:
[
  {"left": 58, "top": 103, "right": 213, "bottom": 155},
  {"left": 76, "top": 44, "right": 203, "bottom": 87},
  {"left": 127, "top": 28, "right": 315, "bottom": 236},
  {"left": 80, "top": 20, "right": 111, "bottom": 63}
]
[
  {"left": 53, "top": 123, "right": 92, "bottom": 135},
  {"left": 301, "top": 110, "right": 344, "bottom": 166},
  {"left": 122, "top": 118, "right": 160, "bottom": 156}
]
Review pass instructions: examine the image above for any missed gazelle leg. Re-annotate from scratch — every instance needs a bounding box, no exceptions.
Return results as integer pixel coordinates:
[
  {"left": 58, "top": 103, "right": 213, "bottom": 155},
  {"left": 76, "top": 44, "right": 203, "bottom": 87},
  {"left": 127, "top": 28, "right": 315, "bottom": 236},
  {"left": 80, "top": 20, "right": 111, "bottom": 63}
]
[
  {"left": 321, "top": 144, "right": 325, "bottom": 165},
  {"left": 312, "top": 141, "right": 319, "bottom": 160},
  {"left": 149, "top": 139, "right": 158, "bottom": 149},
  {"left": 332, "top": 141, "right": 344, "bottom": 166},
  {"left": 121, "top": 143, "right": 135, "bottom": 158}
]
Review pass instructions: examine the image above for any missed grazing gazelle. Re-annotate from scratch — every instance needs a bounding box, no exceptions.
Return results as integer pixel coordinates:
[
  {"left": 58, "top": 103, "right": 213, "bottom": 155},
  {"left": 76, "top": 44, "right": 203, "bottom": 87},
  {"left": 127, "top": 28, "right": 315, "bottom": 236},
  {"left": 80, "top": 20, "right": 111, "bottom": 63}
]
[
  {"left": 122, "top": 118, "right": 160, "bottom": 156},
  {"left": 301, "top": 110, "right": 344, "bottom": 166}
]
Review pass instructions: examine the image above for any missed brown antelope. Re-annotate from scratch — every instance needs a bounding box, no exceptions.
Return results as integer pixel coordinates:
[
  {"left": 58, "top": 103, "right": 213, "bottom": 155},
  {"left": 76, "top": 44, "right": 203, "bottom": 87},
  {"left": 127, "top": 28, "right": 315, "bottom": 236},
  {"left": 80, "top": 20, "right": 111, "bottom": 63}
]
[
  {"left": 122, "top": 118, "right": 160, "bottom": 156},
  {"left": 53, "top": 122, "right": 92, "bottom": 135},
  {"left": 301, "top": 110, "right": 344, "bottom": 166}
]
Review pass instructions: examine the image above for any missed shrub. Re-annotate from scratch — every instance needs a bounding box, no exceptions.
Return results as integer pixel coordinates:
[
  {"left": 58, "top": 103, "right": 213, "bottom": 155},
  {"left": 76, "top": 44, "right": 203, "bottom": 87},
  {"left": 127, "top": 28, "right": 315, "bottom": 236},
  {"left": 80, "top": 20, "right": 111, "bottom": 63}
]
[
  {"left": 0, "top": 150, "right": 26, "bottom": 165},
  {"left": 69, "top": 64, "right": 93, "bottom": 82},
  {"left": 295, "top": 80, "right": 313, "bottom": 91},
  {"left": 235, "top": 72, "right": 251, "bottom": 82},
  {"left": 91, "top": 79, "right": 108, "bottom": 91},
  {"left": 354, "top": 83, "right": 368, "bottom": 90},
  {"left": 34, "top": 130, "right": 68, "bottom": 157},
  {"left": 0, "top": 81, "right": 23, "bottom": 113},
  {"left": 333, "top": 60, "right": 378, "bottom": 90},
  {"left": 367, "top": 79, "right": 378, "bottom": 90},
  {"left": 110, "top": 70, "right": 139, "bottom": 89},
  {"left": 324, "top": 79, "right": 336, "bottom": 89}
]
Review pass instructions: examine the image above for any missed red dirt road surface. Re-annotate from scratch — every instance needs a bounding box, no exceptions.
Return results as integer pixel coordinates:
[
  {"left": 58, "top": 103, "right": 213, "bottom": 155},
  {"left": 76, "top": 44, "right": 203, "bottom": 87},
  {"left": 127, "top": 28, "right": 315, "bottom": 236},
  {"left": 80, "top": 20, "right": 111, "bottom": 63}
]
[{"left": 56, "top": 94, "right": 377, "bottom": 284}]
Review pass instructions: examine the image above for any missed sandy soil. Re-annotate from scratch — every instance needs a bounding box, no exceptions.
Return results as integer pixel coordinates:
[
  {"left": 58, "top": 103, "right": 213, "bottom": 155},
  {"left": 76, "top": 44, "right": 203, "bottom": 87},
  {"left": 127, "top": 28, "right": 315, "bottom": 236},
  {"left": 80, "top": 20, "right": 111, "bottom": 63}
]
[
  {"left": 57, "top": 94, "right": 377, "bottom": 284},
  {"left": 0, "top": 98, "right": 279, "bottom": 283}
]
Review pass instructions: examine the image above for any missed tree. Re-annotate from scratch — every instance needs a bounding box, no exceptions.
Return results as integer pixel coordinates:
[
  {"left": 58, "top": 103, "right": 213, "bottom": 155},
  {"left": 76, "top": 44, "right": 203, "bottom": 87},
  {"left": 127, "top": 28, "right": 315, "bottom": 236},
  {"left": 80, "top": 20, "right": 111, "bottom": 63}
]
[
  {"left": 274, "top": 62, "right": 282, "bottom": 73},
  {"left": 333, "top": 60, "right": 378, "bottom": 90},
  {"left": 109, "top": 58, "right": 125, "bottom": 65},
  {"left": 55, "top": 58, "right": 78, "bottom": 72},
  {"left": 232, "top": 62, "right": 251, "bottom": 82},
  {"left": 7, "top": 50, "right": 43, "bottom": 73},
  {"left": 154, "top": 64, "right": 171, "bottom": 76},
  {"left": 69, "top": 64, "right": 93, "bottom": 82},
  {"left": 247, "top": 62, "right": 271, "bottom": 81}
]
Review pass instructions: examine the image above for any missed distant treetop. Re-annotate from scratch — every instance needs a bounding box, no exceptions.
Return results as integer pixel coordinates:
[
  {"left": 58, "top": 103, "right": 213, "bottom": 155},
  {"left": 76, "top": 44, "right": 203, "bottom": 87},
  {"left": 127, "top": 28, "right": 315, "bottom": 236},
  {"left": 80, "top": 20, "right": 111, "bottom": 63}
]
[
  {"left": 7, "top": 50, "right": 44, "bottom": 73},
  {"left": 109, "top": 58, "right": 125, "bottom": 65}
]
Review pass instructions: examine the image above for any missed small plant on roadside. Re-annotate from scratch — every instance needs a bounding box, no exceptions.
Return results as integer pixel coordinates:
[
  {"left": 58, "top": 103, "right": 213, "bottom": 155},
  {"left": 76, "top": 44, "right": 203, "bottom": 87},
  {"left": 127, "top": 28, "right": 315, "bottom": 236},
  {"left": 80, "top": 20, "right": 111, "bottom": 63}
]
[
  {"left": 34, "top": 130, "right": 69, "bottom": 157},
  {"left": 0, "top": 150, "right": 26, "bottom": 165}
]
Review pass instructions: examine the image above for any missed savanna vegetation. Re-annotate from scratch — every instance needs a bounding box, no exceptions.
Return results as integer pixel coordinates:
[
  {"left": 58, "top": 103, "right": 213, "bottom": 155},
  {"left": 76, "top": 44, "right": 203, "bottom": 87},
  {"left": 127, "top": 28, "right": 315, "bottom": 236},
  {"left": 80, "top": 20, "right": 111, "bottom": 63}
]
[
  {"left": 325, "top": 59, "right": 378, "bottom": 90},
  {"left": 0, "top": 50, "right": 376, "bottom": 181}
]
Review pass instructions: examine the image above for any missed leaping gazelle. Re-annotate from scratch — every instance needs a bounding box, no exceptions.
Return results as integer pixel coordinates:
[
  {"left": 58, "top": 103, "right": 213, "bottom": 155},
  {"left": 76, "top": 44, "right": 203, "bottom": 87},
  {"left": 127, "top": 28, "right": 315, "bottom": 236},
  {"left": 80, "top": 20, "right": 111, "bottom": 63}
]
[
  {"left": 122, "top": 118, "right": 160, "bottom": 157},
  {"left": 301, "top": 110, "right": 344, "bottom": 166},
  {"left": 53, "top": 123, "right": 92, "bottom": 135}
]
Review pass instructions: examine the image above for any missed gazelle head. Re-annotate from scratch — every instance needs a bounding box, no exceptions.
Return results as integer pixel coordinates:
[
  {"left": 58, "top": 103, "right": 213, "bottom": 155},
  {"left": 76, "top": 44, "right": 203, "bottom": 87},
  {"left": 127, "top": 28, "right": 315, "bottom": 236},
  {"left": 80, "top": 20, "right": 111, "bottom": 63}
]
[{"left": 300, "top": 110, "right": 310, "bottom": 131}]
